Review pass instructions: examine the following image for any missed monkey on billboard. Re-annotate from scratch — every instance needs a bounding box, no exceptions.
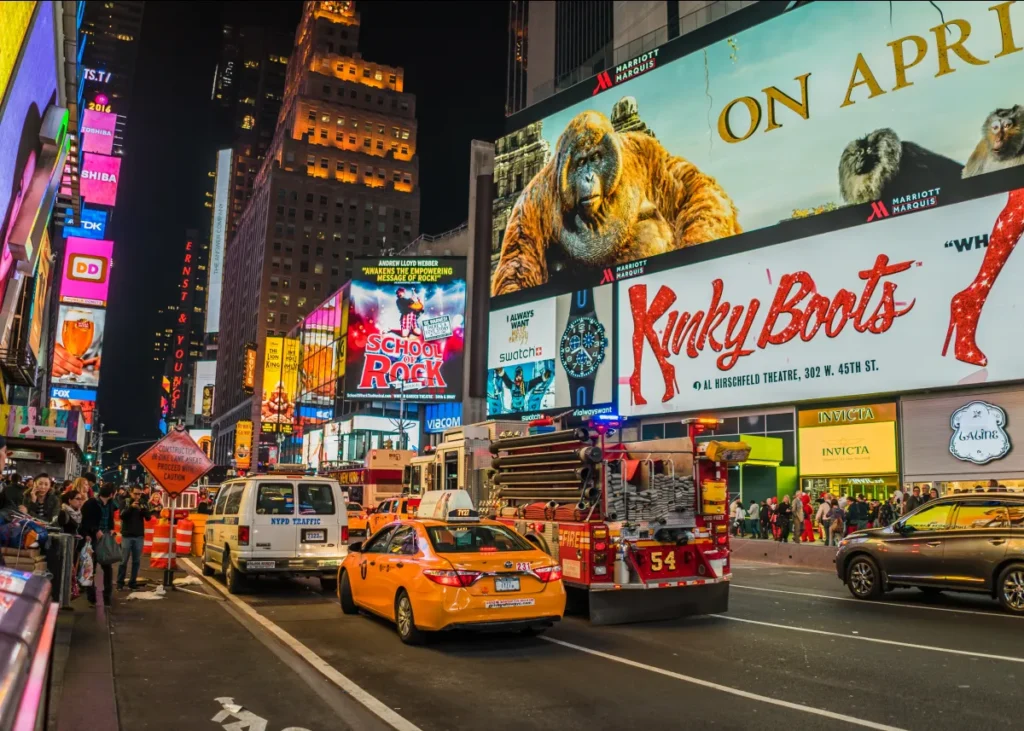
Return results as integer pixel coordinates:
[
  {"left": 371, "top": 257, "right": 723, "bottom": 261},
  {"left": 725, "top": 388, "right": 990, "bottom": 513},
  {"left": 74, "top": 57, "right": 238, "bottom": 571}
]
[{"left": 491, "top": 110, "right": 740, "bottom": 295}]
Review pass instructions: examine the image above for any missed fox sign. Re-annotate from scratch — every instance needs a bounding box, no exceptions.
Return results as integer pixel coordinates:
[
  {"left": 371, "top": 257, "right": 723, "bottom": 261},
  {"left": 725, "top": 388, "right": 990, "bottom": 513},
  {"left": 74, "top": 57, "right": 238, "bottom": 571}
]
[{"left": 59, "top": 238, "right": 113, "bottom": 307}]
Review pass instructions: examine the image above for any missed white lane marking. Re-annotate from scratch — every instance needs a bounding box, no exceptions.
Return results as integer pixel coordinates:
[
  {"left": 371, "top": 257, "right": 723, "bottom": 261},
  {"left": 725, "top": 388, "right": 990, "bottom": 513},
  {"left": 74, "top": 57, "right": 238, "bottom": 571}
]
[
  {"left": 541, "top": 637, "right": 904, "bottom": 731},
  {"left": 732, "top": 584, "right": 1023, "bottom": 620},
  {"left": 712, "top": 614, "right": 1024, "bottom": 664},
  {"left": 182, "top": 559, "right": 422, "bottom": 731}
]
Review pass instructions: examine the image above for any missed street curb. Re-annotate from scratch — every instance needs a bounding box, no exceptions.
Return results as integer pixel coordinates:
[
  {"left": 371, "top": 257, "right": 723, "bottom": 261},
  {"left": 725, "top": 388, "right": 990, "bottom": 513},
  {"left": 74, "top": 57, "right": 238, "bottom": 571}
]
[{"left": 731, "top": 538, "right": 837, "bottom": 571}]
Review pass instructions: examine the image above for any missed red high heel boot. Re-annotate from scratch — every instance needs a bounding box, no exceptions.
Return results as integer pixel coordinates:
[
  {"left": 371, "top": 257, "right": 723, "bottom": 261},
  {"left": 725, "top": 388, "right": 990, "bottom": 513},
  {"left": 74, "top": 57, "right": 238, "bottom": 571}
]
[
  {"left": 628, "top": 284, "right": 678, "bottom": 406},
  {"left": 943, "top": 190, "right": 1024, "bottom": 367}
]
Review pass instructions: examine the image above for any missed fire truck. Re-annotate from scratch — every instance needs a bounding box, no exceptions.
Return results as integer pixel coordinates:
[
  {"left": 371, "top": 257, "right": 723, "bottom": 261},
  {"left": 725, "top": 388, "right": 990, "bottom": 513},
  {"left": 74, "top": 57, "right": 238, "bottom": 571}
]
[
  {"left": 409, "top": 416, "right": 750, "bottom": 625},
  {"left": 324, "top": 449, "right": 418, "bottom": 508}
]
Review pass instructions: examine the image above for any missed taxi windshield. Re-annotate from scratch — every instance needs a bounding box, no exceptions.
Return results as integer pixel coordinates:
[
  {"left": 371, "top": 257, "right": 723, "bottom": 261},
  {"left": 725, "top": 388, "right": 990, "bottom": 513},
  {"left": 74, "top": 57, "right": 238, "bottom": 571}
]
[{"left": 426, "top": 525, "right": 534, "bottom": 553}]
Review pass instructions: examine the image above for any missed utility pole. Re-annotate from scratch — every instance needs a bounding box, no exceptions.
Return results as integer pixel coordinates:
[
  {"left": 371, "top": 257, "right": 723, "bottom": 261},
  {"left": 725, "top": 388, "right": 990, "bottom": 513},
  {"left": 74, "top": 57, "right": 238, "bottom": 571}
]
[
  {"left": 397, "top": 376, "right": 407, "bottom": 450},
  {"left": 96, "top": 418, "right": 103, "bottom": 472}
]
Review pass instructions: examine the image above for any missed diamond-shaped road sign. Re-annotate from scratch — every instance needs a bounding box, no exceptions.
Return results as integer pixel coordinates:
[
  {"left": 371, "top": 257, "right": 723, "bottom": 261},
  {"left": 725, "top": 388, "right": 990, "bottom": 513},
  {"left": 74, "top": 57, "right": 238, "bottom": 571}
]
[{"left": 138, "top": 428, "right": 214, "bottom": 497}]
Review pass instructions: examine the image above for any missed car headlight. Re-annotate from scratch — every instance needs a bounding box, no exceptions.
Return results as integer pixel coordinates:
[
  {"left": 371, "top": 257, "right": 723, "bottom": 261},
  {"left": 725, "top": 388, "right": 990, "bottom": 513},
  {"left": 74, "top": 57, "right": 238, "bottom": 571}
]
[{"left": 837, "top": 538, "right": 850, "bottom": 548}]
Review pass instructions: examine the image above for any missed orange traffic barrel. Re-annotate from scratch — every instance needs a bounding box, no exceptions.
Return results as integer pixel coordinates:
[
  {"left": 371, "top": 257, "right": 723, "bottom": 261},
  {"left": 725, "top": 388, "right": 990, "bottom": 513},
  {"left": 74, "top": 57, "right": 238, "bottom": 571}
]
[
  {"left": 149, "top": 522, "right": 174, "bottom": 569},
  {"left": 113, "top": 510, "right": 122, "bottom": 546},
  {"left": 143, "top": 518, "right": 157, "bottom": 556},
  {"left": 174, "top": 520, "right": 193, "bottom": 555}
]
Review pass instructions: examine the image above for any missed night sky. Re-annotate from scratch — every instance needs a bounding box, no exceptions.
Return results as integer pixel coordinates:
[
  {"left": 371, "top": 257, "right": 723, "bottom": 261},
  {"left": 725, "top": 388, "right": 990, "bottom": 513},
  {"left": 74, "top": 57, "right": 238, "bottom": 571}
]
[{"left": 99, "top": 1, "right": 508, "bottom": 446}]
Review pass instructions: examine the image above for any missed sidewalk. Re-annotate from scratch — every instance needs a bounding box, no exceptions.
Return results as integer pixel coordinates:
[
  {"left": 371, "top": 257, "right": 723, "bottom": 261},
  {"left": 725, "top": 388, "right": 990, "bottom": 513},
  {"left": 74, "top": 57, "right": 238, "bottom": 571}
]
[{"left": 51, "top": 562, "right": 356, "bottom": 731}]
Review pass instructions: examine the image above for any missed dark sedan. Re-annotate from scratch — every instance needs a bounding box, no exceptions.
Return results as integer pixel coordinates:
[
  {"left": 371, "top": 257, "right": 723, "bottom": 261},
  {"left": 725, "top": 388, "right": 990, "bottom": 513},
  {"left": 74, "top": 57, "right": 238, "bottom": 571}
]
[{"left": 836, "top": 495, "right": 1024, "bottom": 614}]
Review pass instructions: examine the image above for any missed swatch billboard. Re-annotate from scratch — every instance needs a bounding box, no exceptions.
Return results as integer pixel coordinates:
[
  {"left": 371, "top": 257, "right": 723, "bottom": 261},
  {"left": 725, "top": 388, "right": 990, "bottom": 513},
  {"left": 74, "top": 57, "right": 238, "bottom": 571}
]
[
  {"left": 618, "top": 187, "right": 1024, "bottom": 416},
  {"left": 491, "top": 1, "right": 1024, "bottom": 299},
  {"left": 59, "top": 237, "right": 113, "bottom": 307},
  {"left": 80, "top": 109, "right": 116, "bottom": 155},
  {"left": 345, "top": 258, "right": 466, "bottom": 402},
  {"left": 80, "top": 152, "right": 121, "bottom": 207}
]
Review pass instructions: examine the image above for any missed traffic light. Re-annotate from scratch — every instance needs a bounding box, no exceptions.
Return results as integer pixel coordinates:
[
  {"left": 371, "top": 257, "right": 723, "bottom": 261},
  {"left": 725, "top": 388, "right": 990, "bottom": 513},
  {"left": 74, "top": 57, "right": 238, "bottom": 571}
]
[{"left": 84, "top": 452, "right": 96, "bottom": 463}]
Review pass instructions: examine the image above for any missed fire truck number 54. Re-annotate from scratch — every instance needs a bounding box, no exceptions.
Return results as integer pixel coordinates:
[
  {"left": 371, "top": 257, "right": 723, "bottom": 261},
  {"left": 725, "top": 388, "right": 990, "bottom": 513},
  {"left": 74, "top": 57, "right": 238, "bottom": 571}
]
[{"left": 651, "top": 551, "right": 676, "bottom": 572}]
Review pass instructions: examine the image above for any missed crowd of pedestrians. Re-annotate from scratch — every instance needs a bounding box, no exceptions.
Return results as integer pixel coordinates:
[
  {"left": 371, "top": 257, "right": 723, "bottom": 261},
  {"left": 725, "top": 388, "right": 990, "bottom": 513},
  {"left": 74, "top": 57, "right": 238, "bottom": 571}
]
[{"left": 730, "top": 485, "right": 943, "bottom": 546}]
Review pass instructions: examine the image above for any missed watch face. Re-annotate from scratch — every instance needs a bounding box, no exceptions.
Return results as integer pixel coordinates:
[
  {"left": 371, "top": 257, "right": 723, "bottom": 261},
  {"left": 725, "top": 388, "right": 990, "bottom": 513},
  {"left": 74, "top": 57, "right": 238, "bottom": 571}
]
[{"left": 560, "top": 316, "right": 608, "bottom": 378}]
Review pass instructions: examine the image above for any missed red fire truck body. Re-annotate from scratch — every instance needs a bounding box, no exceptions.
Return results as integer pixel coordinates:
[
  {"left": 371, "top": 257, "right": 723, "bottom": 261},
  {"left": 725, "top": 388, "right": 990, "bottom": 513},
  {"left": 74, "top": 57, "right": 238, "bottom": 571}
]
[{"left": 489, "top": 419, "right": 746, "bottom": 625}]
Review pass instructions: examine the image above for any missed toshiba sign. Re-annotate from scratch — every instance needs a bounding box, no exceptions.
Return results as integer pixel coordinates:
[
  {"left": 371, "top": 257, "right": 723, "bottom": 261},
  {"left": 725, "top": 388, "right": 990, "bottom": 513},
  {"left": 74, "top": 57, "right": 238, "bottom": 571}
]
[
  {"left": 618, "top": 188, "right": 1024, "bottom": 415},
  {"left": 80, "top": 153, "right": 121, "bottom": 206}
]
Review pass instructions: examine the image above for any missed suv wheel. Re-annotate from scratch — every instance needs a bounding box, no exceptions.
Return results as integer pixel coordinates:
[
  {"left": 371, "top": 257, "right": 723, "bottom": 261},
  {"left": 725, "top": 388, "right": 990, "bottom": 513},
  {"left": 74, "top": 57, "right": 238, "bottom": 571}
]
[
  {"left": 395, "top": 590, "right": 425, "bottom": 645},
  {"left": 846, "top": 556, "right": 883, "bottom": 600},
  {"left": 997, "top": 563, "right": 1024, "bottom": 615}
]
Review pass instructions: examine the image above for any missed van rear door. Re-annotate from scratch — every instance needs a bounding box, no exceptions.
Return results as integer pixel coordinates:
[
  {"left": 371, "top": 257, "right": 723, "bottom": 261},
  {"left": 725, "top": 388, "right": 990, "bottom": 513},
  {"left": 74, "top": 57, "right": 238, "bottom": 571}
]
[
  {"left": 295, "top": 481, "right": 347, "bottom": 567},
  {"left": 250, "top": 481, "right": 297, "bottom": 562}
]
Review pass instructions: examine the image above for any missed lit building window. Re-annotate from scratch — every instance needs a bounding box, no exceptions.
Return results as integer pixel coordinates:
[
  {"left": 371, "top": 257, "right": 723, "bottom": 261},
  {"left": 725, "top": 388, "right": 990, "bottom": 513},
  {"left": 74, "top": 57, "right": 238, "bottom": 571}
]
[
  {"left": 374, "top": 71, "right": 383, "bottom": 81},
  {"left": 401, "top": 129, "right": 409, "bottom": 140},
  {"left": 241, "top": 115, "right": 255, "bottom": 130},
  {"left": 314, "top": 263, "right": 324, "bottom": 274}
]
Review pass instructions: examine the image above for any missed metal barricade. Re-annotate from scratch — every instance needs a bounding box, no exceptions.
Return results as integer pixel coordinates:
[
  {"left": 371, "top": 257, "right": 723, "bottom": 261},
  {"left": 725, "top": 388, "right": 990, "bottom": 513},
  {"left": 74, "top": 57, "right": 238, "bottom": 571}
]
[{"left": 44, "top": 535, "right": 74, "bottom": 611}]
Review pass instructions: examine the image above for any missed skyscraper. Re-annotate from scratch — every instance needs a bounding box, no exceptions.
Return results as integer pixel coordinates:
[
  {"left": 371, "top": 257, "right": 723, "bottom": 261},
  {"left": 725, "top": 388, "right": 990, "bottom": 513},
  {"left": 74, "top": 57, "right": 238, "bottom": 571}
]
[{"left": 212, "top": 0, "right": 420, "bottom": 465}]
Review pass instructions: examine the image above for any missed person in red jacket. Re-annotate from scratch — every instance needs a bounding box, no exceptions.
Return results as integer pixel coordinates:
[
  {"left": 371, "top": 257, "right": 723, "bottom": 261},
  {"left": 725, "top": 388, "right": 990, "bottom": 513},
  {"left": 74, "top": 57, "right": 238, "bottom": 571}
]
[{"left": 800, "top": 493, "right": 815, "bottom": 543}]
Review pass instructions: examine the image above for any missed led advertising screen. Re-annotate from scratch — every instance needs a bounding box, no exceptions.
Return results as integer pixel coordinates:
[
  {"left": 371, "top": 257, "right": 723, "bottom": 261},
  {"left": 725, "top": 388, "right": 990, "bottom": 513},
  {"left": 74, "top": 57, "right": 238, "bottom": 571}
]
[
  {"left": 80, "top": 152, "right": 121, "bottom": 207},
  {"left": 61, "top": 206, "right": 107, "bottom": 240},
  {"left": 345, "top": 258, "right": 466, "bottom": 402},
  {"left": 488, "top": 283, "right": 614, "bottom": 418},
  {"left": 193, "top": 360, "right": 216, "bottom": 417},
  {"left": 59, "top": 237, "right": 113, "bottom": 307},
  {"left": 302, "top": 428, "right": 323, "bottom": 472},
  {"left": 242, "top": 342, "right": 257, "bottom": 393},
  {"left": 205, "top": 148, "right": 231, "bottom": 333},
  {"left": 51, "top": 304, "right": 104, "bottom": 389},
  {"left": 234, "top": 420, "right": 252, "bottom": 469},
  {"left": 300, "top": 286, "right": 347, "bottom": 409},
  {"left": 80, "top": 109, "right": 116, "bottom": 155},
  {"left": 491, "top": 1, "right": 1024, "bottom": 299},
  {"left": 49, "top": 386, "right": 97, "bottom": 428},
  {"left": 618, "top": 187, "right": 1024, "bottom": 416},
  {"left": 27, "top": 228, "right": 51, "bottom": 359},
  {"left": 260, "top": 336, "right": 300, "bottom": 434},
  {"left": 188, "top": 428, "right": 213, "bottom": 459},
  {"left": 0, "top": 5, "right": 57, "bottom": 309}
]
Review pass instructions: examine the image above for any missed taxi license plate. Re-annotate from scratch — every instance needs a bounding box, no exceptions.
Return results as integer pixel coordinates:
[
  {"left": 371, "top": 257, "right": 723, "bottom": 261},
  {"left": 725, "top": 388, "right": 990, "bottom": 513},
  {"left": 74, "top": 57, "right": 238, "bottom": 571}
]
[
  {"left": 247, "top": 561, "right": 275, "bottom": 569},
  {"left": 495, "top": 576, "right": 520, "bottom": 592}
]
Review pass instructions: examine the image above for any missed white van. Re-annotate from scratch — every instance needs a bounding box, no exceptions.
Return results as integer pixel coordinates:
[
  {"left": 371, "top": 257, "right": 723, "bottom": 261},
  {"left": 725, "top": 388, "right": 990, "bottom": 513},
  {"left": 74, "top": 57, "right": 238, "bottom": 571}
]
[{"left": 201, "top": 472, "right": 349, "bottom": 594}]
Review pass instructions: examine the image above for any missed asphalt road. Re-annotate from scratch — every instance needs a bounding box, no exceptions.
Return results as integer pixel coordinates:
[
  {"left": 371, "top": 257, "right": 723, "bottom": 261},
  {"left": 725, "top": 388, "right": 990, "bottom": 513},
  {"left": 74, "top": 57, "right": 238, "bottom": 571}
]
[{"left": 188, "top": 559, "right": 1024, "bottom": 731}]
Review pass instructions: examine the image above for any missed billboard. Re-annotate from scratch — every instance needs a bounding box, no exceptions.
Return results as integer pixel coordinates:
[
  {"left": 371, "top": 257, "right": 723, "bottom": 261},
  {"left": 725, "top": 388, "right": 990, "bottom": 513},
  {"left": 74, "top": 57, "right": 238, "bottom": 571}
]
[
  {"left": 234, "top": 420, "right": 252, "bottom": 469},
  {"left": 193, "top": 360, "right": 216, "bottom": 417},
  {"left": 27, "top": 228, "right": 51, "bottom": 358},
  {"left": 242, "top": 342, "right": 257, "bottom": 393},
  {"left": 300, "top": 286, "right": 347, "bottom": 409},
  {"left": 61, "top": 206, "right": 107, "bottom": 240},
  {"left": 48, "top": 386, "right": 97, "bottom": 427},
  {"left": 345, "top": 258, "right": 466, "bottom": 402},
  {"left": 188, "top": 428, "right": 213, "bottom": 459},
  {"left": 58, "top": 237, "right": 113, "bottom": 306},
  {"left": 0, "top": 5, "right": 57, "bottom": 309},
  {"left": 80, "top": 109, "right": 116, "bottom": 155},
  {"left": 260, "top": 336, "right": 300, "bottom": 434},
  {"left": 51, "top": 304, "right": 104, "bottom": 389},
  {"left": 425, "top": 402, "right": 462, "bottom": 434},
  {"left": 205, "top": 148, "right": 231, "bottom": 333},
  {"left": 491, "top": 1, "right": 1024, "bottom": 298},
  {"left": 619, "top": 186, "right": 1024, "bottom": 416},
  {"left": 80, "top": 152, "right": 121, "bottom": 207},
  {"left": 488, "top": 284, "right": 614, "bottom": 418}
]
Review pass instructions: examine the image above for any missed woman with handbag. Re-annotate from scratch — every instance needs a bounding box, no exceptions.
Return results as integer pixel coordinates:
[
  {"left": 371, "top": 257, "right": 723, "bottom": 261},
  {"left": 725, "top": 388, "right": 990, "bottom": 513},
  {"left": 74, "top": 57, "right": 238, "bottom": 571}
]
[{"left": 80, "top": 484, "right": 118, "bottom": 606}]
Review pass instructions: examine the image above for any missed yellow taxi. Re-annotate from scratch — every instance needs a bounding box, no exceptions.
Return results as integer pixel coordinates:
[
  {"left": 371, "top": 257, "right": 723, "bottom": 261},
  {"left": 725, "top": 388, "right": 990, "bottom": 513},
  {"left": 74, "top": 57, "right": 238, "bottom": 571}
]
[
  {"left": 346, "top": 502, "right": 369, "bottom": 535},
  {"left": 366, "top": 495, "right": 421, "bottom": 536},
  {"left": 337, "top": 490, "right": 566, "bottom": 644}
]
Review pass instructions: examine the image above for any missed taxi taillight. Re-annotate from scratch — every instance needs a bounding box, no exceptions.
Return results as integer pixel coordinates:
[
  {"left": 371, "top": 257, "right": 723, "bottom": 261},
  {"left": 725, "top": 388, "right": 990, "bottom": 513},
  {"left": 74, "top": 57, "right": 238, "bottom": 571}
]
[
  {"left": 423, "top": 569, "right": 482, "bottom": 587},
  {"left": 534, "top": 565, "right": 562, "bottom": 583}
]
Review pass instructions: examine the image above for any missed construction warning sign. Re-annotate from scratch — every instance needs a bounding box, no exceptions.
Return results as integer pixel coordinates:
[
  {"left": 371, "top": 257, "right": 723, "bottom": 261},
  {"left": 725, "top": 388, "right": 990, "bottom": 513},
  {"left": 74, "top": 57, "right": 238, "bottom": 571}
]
[{"left": 138, "top": 427, "right": 214, "bottom": 497}]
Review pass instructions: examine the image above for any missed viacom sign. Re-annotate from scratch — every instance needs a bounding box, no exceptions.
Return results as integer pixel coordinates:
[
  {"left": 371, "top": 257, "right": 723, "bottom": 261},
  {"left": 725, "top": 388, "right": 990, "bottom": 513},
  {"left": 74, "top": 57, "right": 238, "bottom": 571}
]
[{"left": 59, "top": 238, "right": 113, "bottom": 307}]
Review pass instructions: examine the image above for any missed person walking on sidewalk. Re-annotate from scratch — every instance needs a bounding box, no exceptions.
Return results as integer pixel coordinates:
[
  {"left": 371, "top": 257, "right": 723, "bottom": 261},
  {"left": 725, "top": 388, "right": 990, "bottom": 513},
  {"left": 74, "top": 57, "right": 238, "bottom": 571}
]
[
  {"left": 81, "top": 484, "right": 117, "bottom": 606},
  {"left": 790, "top": 493, "right": 804, "bottom": 544},
  {"left": 828, "top": 501, "right": 846, "bottom": 546},
  {"left": 903, "top": 486, "right": 924, "bottom": 515},
  {"left": 732, "top": 501, "right": 746, "bottom": 537},
  {"left": 847, "top": 494, "right": 869, "bottom": 533},
  {"left": 23, "top": 474, "right": 59, "bottom": 523},
  {"left": 747, "top": 500, "right": 761, "bottom": 538},
  {"left": 816, "top": 495, "right": 833, "bottom": 545},
  {"left": 759, "top": 500, "right": 771, "bottom": 540},
  {"left": 116, "top": 485, "right": 151, "bottom": 592},
  {"left": 776, "top": 495, "right": 793, "bottom": 543}
]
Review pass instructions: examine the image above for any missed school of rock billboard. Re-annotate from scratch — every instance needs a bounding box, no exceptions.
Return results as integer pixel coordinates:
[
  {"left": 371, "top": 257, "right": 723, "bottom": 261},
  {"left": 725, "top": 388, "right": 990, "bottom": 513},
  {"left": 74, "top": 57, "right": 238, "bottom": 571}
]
[
  {"left": 486, "top": 1, "right": 1024, "bottom": 420},
  {"left": 490, "top": 1, "right": 1024, "bottom": 298},
  {"left": 345, "top": 258, "right": 466, "bottom": 402}
]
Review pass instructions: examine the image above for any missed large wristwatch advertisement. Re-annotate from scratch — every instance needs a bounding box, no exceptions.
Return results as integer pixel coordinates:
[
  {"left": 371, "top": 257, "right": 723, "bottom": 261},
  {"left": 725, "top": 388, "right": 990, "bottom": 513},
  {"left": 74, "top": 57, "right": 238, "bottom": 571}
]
[{"left": 559, "top": 287, "right": 609, "bottom": 408}]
